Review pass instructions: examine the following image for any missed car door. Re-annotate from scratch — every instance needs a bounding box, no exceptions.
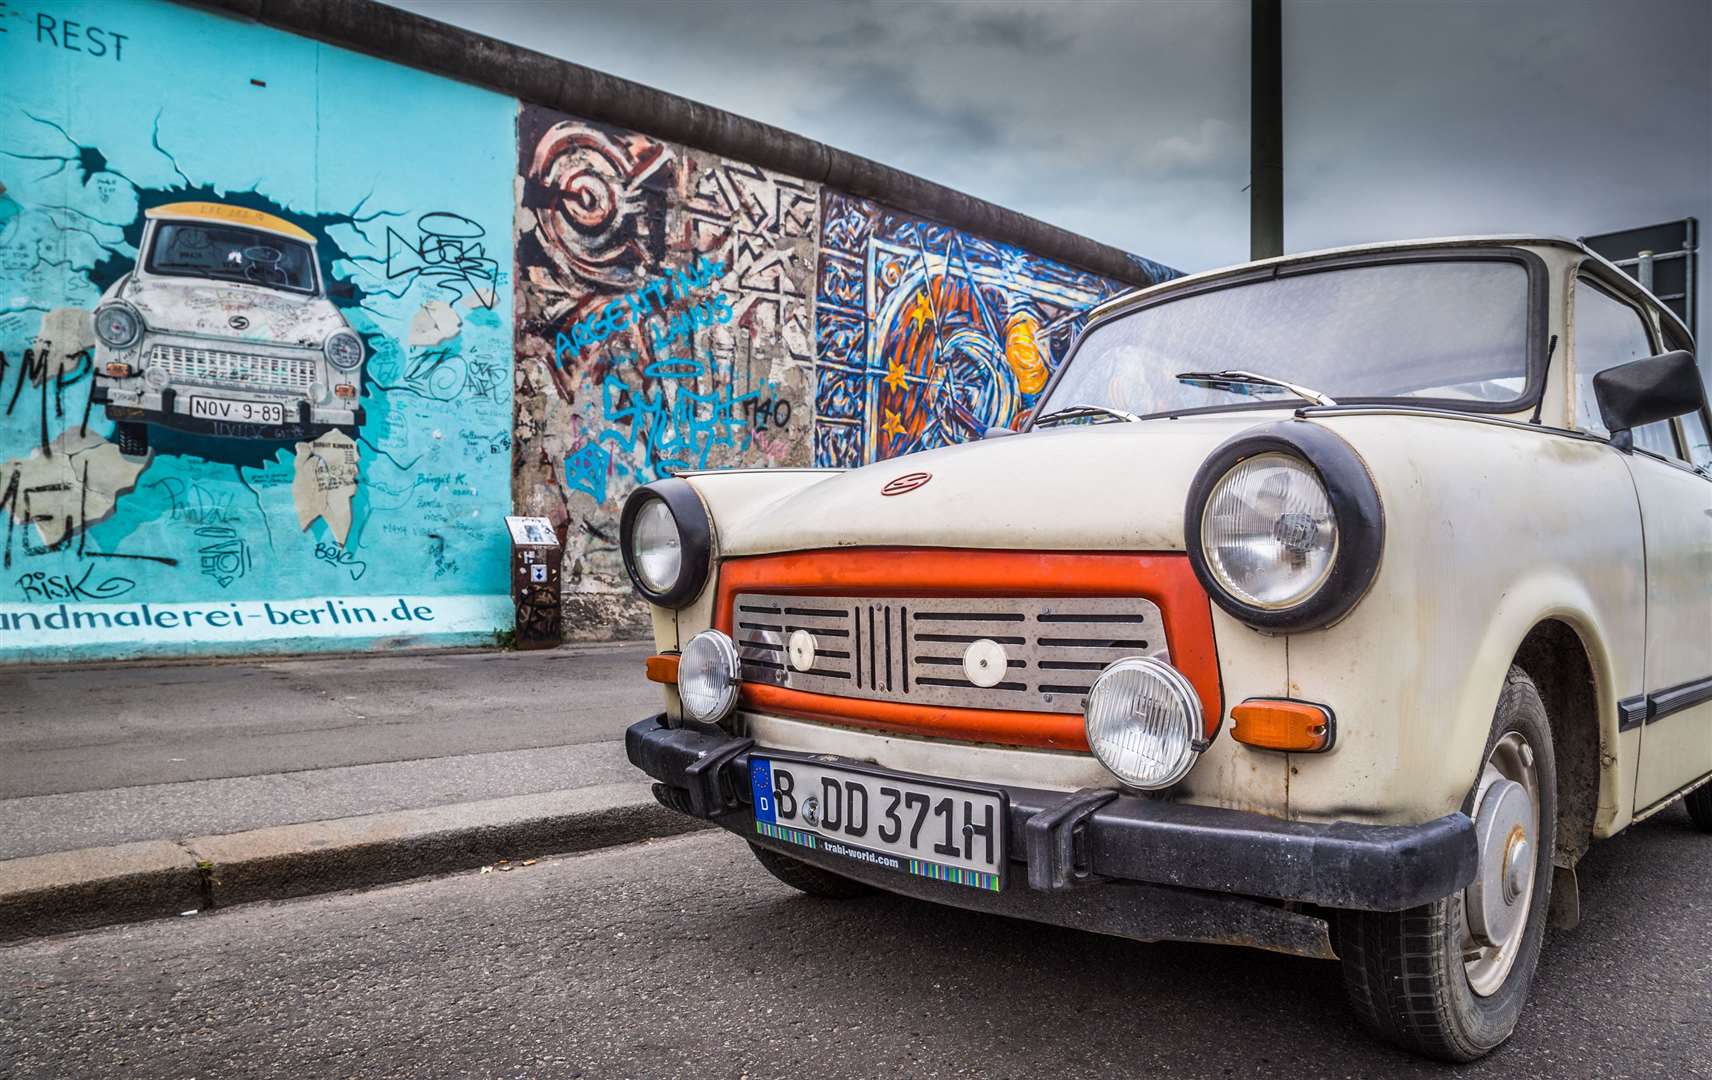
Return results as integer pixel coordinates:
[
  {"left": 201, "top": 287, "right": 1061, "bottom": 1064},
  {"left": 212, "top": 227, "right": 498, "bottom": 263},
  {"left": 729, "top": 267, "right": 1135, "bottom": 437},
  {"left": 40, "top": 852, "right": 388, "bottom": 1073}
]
[{"left": 1571, "top": 274, "right": 1712, "bottom": 811}]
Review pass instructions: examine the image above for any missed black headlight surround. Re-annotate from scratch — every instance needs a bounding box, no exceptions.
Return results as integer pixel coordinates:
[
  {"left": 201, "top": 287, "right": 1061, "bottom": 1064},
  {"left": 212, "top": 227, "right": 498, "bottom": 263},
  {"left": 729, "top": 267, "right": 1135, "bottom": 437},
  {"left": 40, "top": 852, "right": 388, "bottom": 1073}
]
[
  {"left": 620, "top": 478, "right": 714, "bottom": 608},
  {"left": 1184, "top": 420, "right": 1384, "bottom": 633}
]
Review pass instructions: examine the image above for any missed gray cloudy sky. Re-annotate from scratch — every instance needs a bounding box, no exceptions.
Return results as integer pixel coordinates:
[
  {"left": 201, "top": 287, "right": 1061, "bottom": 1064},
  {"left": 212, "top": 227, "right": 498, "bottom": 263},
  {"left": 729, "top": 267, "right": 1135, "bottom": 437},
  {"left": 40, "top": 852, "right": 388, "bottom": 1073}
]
[{"left": 385, "top": 0, "right": 1709, "bottom": 314}]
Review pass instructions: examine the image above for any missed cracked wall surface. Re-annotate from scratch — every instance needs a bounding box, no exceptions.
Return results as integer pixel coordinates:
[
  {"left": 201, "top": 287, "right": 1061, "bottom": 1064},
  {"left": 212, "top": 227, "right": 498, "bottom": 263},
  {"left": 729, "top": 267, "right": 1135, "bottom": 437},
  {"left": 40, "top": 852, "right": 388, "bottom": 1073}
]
[{"left": 512, "top": 107, "right": 817, "bottom": 633}]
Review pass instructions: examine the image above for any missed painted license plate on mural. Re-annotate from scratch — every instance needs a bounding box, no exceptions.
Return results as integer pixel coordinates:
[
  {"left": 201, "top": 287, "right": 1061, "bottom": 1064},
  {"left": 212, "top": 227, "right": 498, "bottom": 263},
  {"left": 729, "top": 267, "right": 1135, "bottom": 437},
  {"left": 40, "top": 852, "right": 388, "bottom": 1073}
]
[
  {"left": 189, "top": 397, "right": 285, "bottom": 425},
  {"left": 750, "top": 754, "right": 1006, "bottom": 892}
]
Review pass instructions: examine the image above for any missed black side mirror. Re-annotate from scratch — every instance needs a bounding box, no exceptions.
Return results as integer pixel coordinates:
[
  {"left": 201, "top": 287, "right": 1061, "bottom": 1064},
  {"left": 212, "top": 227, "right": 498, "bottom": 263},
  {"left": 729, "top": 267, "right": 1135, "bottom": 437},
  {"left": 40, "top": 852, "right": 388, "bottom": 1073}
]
[
  {"left": 327, "top": 279, "right": 357, "bottom": 302},
  {"left": 1593, "top": 350, "right": 1705, "bottom": 450}
]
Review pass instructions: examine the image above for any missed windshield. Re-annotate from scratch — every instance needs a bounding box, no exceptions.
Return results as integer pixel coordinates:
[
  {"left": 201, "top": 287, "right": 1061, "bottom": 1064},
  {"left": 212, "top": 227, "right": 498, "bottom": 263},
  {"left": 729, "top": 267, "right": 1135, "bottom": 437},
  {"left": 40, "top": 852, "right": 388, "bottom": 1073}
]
[
  {"left": 1037, "top": 258, "right": 1534, "bottom": 421},
  {"left": 145, "top": 222, "right": 318, "bottom": 293}
]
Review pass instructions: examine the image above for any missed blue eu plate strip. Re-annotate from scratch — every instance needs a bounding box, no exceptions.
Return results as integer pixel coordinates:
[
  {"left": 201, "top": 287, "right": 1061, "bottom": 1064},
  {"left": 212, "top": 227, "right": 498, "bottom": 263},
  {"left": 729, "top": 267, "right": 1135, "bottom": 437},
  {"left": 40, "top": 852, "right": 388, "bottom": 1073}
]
[{"left": 750, "top": 758, "right": 776, "bottom": 825}]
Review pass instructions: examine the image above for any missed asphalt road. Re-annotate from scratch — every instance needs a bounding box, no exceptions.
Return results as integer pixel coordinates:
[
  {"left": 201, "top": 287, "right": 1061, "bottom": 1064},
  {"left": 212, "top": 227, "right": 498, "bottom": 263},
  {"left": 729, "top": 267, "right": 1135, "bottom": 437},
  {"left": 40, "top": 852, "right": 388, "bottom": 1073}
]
[{"left": 3, "top": 803, "right": 1706, "bottom": 1079}]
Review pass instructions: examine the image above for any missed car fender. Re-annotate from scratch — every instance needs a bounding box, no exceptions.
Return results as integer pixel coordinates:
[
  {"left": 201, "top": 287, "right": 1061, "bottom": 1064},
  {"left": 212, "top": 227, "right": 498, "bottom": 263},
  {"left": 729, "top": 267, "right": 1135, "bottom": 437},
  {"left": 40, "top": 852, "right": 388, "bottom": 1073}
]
[{"left": 1274, "top": 413, "right": 1644, "bottom": 827}]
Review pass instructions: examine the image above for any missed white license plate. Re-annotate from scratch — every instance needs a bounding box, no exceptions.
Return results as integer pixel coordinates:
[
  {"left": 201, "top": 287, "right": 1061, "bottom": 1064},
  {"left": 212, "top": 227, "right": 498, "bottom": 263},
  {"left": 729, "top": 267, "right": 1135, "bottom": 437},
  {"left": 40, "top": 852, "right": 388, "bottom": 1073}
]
[
  {"left": 750, "top": 755, "right": 1006, "bottom": 891},
  {"left": 189, "top": 396, "right": 285, "bottom": 425}
]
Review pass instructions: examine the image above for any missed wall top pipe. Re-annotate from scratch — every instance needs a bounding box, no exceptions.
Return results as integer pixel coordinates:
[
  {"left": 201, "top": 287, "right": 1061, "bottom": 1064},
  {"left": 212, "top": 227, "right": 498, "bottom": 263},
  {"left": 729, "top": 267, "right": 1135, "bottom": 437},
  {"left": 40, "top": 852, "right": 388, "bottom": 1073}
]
[{"left": 184, "top": 0, "right": 1165, "bottom": 287}]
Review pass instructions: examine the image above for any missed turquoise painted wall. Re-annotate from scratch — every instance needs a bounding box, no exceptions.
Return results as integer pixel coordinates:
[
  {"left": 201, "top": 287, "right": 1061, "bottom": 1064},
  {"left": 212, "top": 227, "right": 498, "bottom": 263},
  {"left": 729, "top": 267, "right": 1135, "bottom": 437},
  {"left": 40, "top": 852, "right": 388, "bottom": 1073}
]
[{"left": 0, "top": 0, "right": 517, "bottom": 660}]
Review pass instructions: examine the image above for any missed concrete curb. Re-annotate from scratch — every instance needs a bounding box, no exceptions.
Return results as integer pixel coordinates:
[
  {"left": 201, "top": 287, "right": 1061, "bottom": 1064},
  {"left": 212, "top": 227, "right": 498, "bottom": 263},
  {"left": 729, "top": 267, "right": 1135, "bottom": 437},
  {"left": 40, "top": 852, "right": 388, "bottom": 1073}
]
[{"left": 0, "top": 783, "right": 705, "bottom": 943}]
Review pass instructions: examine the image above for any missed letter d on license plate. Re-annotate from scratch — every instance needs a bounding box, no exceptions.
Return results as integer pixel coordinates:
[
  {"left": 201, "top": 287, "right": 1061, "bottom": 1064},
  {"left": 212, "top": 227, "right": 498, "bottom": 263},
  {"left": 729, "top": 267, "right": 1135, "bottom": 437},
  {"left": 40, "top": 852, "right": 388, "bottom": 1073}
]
[{"left": 751, "top": 754, "right": 1006, "bottom": 892}]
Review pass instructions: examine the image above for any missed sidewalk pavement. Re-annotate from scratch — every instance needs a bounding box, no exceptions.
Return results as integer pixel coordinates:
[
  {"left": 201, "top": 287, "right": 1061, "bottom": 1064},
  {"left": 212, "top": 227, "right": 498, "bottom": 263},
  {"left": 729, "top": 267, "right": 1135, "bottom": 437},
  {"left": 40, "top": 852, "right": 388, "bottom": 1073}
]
[{"left": 0, "top": 643, "right": 706, "bottom": 940}]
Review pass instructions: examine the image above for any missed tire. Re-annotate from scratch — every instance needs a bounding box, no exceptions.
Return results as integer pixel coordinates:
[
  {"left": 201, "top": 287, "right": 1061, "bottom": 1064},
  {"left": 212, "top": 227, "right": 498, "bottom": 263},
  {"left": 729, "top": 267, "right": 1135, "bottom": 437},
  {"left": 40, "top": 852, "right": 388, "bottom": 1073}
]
[
  {"left": 748, "top": 842, "right": 874, "bottom": 899},
  {"left": 1336, "top": 666, "right": 1557, "bottom": 1062},
  {"left": 115, "top": 421, "right": 149, "bottom": 457},
  {"left": 1686, "top": 784, "right": 1712, "bottom": 833}
]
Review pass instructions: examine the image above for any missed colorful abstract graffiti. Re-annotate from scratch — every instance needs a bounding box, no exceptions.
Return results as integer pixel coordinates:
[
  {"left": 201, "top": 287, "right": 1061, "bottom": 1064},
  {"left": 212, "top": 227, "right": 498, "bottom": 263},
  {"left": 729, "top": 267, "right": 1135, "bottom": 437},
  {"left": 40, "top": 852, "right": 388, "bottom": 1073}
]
[
  {"left": 0, "top": 0, "right": 516, "bottom": 660},
  {"left": 813, "top": 192, "right": 1173, "bottom": 467},
  {"left": 512, "top": 106, "right": 816, "bottom": 621}
]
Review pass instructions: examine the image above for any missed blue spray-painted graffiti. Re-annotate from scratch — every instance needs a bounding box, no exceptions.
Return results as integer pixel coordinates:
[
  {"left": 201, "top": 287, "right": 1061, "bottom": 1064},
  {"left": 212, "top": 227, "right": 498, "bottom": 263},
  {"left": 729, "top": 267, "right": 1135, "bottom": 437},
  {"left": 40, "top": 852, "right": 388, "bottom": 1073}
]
[{"left": 594, "top": 349, "right": 784, "bottom": 481}]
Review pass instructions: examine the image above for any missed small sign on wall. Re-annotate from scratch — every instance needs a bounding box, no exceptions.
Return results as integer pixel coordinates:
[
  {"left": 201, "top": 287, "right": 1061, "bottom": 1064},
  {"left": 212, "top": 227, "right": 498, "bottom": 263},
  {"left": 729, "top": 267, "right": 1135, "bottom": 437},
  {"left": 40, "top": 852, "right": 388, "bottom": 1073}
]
[{"left": 505, "top": 516, "right": 558, "bottom": 546}]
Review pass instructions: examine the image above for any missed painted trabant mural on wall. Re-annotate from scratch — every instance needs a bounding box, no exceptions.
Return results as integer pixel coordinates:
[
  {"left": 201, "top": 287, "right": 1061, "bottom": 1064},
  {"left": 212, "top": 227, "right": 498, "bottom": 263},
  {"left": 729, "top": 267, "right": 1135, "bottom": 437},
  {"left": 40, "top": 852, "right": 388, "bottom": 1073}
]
[
  {"left": 0, "top": 0, "right": 516, "bottom": 660},
  {"left": 93, "top": 202, "right": 367, "bottom": 455},
  {"left": 623, "top": 237, "right": 1712, "bottom": 1061}
]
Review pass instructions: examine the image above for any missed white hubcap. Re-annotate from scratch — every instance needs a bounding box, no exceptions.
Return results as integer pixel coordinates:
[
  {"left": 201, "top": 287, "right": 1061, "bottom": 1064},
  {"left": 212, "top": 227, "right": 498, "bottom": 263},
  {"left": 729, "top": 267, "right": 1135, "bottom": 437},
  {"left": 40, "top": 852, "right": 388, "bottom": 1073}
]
[{"left": 1460, "top": 731, "right": 1541, "bottom": 997}]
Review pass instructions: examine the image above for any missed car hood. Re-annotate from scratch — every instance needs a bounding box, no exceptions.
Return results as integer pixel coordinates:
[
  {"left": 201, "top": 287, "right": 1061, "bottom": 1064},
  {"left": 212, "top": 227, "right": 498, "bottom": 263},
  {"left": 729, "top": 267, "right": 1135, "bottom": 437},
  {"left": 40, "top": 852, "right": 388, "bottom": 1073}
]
[
  {"left": 121, "top": 275, "right": 349, "bottom": 349},
  {"left": 699, "top": 411, "right": 1304, "bottom": 557}
]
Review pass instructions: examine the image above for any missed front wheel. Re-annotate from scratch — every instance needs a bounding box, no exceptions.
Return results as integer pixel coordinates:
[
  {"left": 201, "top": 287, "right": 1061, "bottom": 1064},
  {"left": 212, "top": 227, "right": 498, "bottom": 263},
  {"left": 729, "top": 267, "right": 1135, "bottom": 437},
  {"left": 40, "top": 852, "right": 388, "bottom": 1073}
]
[
  {"left": 1685, "top": 784, "right": 1712, "bottom": 833},
  {"left": 114, "top": 420, "right": 149, "bottom": 457},
  {"left": 748, "top": 842, "right": 874, "bottom": 900},
  {"left": 1336, "top": 666, "right": 1557, "bottom": 1062}
]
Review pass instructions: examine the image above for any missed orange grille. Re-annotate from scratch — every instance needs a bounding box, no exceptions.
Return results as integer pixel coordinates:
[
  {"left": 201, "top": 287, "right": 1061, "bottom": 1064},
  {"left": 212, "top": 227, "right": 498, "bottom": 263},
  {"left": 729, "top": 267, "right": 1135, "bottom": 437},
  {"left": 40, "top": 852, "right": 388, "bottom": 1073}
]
[{"left": 714, "top": 548, "right": 1224, "bottom": 752}]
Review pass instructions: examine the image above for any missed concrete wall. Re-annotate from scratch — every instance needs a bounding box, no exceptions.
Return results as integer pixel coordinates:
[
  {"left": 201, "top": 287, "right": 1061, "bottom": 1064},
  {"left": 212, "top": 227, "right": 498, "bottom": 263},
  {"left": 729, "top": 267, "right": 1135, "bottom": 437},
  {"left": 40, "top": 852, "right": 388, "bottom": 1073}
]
[
  {"left": 0, "top": 0, "right": 517, "bottom": 661},
  {"left": 0, "top": 0, "right": 1173, "bottom": 660}
]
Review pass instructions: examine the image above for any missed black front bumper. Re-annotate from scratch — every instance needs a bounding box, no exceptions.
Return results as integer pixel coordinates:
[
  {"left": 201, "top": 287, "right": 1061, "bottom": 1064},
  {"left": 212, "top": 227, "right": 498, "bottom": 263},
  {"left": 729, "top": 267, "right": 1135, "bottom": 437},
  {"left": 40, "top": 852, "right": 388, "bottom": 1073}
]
[
  {"left": 96, "top": 386, "right": 364, "bottom": 440},
  {"left": 628, "top": 716, "right": 1477, "bottom": 935}
]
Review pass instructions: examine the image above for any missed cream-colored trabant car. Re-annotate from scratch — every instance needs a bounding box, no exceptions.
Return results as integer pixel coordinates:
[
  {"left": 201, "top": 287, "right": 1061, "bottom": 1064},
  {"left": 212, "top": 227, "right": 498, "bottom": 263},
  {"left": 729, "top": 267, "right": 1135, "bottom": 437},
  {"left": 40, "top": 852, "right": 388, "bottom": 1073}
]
[{"left": 623, "top": 237, "right": 1711, "bottom": 1061}]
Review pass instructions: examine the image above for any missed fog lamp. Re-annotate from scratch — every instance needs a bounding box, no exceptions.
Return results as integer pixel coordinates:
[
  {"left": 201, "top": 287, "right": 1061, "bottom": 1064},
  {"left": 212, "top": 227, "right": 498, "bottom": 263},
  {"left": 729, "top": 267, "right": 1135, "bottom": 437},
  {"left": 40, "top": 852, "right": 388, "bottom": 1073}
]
[
  {"left": 143, "top": 365, "right": 170, "bottom": 390},
  {"left": 677, "top": 629, "right": 740, "bottom": 725},
  {"left": 1084, "top": 656, "right": 1204, "bottom": 789}
]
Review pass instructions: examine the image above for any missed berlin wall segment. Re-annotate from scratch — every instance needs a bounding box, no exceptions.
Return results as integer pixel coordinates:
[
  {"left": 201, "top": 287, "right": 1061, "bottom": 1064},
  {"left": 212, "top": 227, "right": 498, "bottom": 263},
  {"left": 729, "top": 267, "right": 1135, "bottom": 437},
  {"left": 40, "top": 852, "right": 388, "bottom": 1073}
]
[
  {"left": 1, "top": 0, "right": 1178, "bottom": 659},
  {"left": 509, "top": 105, "right": 1176, "bottom": 637},
  {"left": 0, "top": 0, "right": 517, "bottom": 662}
]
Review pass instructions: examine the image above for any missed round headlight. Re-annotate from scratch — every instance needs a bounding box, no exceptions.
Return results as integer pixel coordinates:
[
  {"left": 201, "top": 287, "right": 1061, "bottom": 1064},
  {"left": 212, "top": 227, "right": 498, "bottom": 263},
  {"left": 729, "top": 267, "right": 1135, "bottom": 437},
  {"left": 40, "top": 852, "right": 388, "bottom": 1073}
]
[
  {"left": 1200, "top": 452, "right": 1337, "bottom": 610},
  {"left": 620, "top": 480, "right": 714, "bottom": 608},
  {"left": 632, "top": 498, "right": 682, "bottom": 594},
  {"left": 678, "top": 629, "right": 740, "bottom": 724},
  {"left": 1084, "top": 656, "right": 1203, "bottom": 789},
  {"left": 93, "top": 302, "right": 143, "bottom": 349},
  {"left": 1185, "top": 422, "right": 1385, "bottom": 633},
  {"left": 325, "top": 331, "right": 364, "bottom": 370}
]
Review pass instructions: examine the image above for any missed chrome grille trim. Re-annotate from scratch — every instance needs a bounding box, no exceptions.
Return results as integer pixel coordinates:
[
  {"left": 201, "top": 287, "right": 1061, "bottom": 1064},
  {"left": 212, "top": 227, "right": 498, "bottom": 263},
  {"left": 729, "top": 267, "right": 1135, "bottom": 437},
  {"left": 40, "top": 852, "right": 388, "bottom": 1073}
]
[
  {"left": 733, "top": 593, "right": 1169, "bottom": 713},
  {"left": 149, "top": 344, "right": 317, "bottom": 391}
]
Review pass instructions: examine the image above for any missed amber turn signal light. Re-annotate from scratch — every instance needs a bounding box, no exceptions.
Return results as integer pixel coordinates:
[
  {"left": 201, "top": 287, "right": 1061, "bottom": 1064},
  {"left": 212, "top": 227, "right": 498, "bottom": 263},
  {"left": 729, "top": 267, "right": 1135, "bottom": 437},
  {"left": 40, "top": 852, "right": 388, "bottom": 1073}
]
[
  {"left": 644, "top": 653, "right": 680, "bottom": 684},
  {"left": 1230, "top": 698, "right": 1335, "bottom": 753},
  {"left": 334, "top": 384, "right": 358, "bottom": 399},
  {"left": 104, "top": 362, "right": 133, "bottom": 378}
]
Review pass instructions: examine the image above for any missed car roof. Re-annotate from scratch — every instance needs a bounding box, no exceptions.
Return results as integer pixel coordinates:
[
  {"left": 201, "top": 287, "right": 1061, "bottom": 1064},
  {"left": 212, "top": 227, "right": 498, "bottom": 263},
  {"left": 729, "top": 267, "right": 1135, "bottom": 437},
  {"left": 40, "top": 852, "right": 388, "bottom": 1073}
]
[
  {"left": 144, "top": 202, "right": 317, "bottom": 244},
  {"left": 1089, "top": 234, "right": 1694, "bottom": 346}
]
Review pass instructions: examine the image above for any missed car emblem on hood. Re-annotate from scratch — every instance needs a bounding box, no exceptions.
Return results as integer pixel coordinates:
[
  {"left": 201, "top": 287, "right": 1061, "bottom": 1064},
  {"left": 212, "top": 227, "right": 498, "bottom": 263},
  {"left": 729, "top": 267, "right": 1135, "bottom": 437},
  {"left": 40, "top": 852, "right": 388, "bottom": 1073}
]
[
  {"left": 228, "top": 315, "right": 249, "bottom": 330},
  {"left": 881, "top": 471, "right": 932, "bottom": 496}
]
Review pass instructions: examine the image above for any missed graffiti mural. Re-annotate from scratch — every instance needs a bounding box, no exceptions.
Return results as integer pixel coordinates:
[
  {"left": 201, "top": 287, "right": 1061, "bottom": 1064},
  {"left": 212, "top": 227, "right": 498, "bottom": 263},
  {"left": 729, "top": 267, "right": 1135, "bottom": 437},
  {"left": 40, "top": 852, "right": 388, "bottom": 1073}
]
[
  {"left": 512, "top": 106, "right": 816, "bottom": 626},
  {"left": 812, "top": 191, "right": 1174, "bottom": 467},
  {"left": 0, "top": 0, "right": 516, "bottom": 660}
]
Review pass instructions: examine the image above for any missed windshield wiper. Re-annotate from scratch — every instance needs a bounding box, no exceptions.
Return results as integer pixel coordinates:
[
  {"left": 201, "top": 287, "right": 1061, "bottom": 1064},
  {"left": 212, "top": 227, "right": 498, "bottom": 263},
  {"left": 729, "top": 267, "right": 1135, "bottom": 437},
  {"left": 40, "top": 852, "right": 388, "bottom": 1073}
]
[
  {"left": 1175, "top": 369, "right": 1338, "bottom": 407},
  {"left": 1033, "top": 403, "right": 1145, "bottom": 428}
]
